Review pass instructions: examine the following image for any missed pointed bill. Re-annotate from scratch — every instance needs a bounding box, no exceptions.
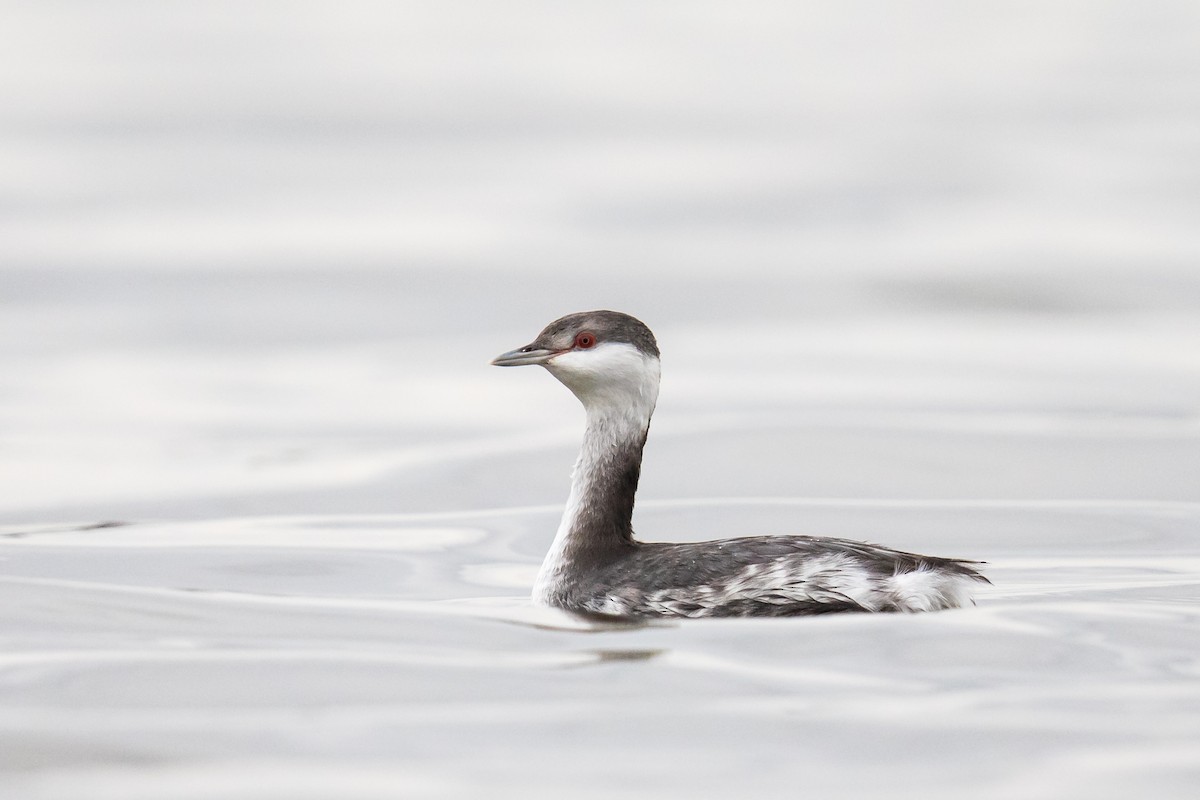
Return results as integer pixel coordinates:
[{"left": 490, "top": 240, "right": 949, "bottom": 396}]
[{"left": 490, "top": 346, "right": 558, "bottom": 367}]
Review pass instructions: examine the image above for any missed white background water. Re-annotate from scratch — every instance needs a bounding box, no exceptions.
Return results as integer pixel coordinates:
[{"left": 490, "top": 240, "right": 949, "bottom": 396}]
[{"left": 2, "top": 2, "right": 1199, "bottom": 798}]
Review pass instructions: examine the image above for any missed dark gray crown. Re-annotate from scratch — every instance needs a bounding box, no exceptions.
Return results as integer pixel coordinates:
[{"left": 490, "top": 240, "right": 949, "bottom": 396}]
[{"left": 531, "top": 310, "right": 660, "bottom": 358}]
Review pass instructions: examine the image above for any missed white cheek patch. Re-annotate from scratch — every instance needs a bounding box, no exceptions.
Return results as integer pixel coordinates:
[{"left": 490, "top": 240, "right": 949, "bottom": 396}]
[
  {"left": 549, "top": 342, "right": 646, "bottom": 381},
  {"left": 547, "top": 343, "right": 660, "bottom": 420}
]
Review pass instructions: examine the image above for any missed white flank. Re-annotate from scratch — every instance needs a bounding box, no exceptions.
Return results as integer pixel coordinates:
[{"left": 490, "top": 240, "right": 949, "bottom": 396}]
[{"left": 888, "top": 567, "right": 977, "bottom": 612}]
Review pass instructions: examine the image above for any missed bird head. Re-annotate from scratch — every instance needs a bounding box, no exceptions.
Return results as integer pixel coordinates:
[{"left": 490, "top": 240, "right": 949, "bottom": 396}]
[{"left": 492, "top": 310, "right": 661, "bottom": 420}]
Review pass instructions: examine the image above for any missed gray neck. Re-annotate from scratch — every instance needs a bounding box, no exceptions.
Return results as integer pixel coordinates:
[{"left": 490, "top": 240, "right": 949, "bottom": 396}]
[
  {"left": 568, "top": 419, "right": 646, "bottom": 553},
  {"left": 533, "top": 409, "right": 649, "bottom": 602}
]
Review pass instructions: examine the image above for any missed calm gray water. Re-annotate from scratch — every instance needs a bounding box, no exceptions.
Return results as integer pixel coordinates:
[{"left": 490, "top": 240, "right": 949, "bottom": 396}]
[{"left": 3, "top": 2, "right": 1200, "bottom": 798}]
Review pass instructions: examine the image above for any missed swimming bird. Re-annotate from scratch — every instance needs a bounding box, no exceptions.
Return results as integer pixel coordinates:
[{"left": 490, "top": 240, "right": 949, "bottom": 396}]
[{"left": 492, "top": 310, "right": 987, "bottom": 618}]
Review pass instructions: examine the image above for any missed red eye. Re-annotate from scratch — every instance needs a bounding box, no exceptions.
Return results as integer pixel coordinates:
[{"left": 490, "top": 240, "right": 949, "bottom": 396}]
[{"left": 574, "top": 332, "right": 596, "bottom": 349}]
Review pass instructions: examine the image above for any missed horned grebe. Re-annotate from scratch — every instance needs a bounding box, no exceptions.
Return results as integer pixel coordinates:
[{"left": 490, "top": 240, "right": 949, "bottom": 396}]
[{"left": 492, "top": 310, "right": 987, "bottom": 618}]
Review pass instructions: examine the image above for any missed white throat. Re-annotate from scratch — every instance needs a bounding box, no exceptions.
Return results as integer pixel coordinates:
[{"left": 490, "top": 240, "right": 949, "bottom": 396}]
[{"left": 532, "top": 343, "right": 661, "bottom": 605}]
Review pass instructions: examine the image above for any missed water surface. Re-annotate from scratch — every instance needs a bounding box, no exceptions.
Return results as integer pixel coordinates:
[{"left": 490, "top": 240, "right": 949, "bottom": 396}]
[{"left": 3, "top": 2, "right": 1200, "bottom": 798}]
